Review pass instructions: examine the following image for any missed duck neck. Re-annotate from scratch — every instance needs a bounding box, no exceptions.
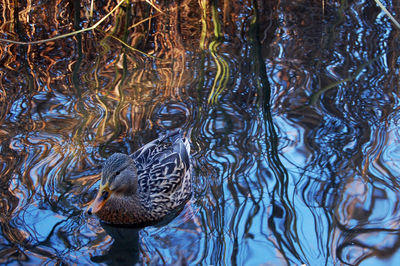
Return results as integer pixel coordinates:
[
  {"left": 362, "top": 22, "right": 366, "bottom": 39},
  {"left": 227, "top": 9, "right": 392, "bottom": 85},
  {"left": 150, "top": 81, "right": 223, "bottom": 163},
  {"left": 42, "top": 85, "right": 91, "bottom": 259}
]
[{"left": 96, "top": 193, "right": 154, "bottom": 225}]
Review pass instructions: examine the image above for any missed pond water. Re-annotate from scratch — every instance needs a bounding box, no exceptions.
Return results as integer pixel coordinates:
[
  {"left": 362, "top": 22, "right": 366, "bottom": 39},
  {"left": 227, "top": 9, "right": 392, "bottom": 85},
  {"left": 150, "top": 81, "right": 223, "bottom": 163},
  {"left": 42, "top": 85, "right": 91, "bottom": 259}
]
[{"left": 1, "top": 0, "right": 400, "bottom": 265}]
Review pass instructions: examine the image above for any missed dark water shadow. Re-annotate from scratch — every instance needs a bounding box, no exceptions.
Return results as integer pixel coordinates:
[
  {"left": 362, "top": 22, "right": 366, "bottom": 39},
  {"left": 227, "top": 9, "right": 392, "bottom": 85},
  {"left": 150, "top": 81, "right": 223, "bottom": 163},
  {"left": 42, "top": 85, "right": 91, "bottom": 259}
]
[
  {"left": 90, "top": 205, "right": 186, "bottom": 265},
  {"left": 91, "top": 223, "right": 140, "bottom": 265}
]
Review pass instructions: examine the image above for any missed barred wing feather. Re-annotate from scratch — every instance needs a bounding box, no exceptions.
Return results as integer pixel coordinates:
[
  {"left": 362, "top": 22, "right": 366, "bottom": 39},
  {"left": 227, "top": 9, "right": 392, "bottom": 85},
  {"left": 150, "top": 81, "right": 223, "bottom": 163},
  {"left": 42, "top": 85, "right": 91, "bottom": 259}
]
[{"left": 130, "top": 131, "right": 191, "bottom": 211}]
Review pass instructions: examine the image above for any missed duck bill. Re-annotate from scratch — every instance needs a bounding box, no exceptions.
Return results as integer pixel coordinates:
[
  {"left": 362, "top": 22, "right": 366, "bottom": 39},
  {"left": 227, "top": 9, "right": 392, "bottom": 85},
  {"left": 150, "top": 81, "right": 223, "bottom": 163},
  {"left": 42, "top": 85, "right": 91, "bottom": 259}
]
[{"left": 87, "top": 186, "right": 111, "bottom": 215}]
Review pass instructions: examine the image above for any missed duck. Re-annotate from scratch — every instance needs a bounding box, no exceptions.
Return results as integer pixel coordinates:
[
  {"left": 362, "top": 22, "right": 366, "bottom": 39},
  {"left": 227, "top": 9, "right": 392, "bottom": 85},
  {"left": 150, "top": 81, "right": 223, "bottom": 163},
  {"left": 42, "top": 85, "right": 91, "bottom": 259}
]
[{"left": 87, "top": 129, "right": 192, "bottom": 226}]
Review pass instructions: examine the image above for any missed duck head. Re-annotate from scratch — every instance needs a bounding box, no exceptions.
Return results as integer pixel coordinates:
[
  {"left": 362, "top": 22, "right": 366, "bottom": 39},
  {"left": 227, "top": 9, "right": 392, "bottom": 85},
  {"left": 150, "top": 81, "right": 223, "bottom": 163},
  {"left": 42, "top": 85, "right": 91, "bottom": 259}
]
[{"left": 87, "top": 153, "right": 138, "bottom": 215}]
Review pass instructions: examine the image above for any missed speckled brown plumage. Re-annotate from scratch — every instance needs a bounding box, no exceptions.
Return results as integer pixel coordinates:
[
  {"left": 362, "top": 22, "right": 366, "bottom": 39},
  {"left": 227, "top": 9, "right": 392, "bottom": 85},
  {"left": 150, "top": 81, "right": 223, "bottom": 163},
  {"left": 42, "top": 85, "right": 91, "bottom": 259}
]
[{"left": 96, "top": 194, "right": 153, "bottom": 224}]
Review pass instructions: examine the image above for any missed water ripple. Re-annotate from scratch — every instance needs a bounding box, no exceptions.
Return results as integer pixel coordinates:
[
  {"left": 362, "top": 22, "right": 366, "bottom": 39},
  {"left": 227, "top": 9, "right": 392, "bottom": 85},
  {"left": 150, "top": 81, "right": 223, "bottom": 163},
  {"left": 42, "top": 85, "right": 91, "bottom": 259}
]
[{"left": 1, "top": 0, "right": 400, "bottom": 264}]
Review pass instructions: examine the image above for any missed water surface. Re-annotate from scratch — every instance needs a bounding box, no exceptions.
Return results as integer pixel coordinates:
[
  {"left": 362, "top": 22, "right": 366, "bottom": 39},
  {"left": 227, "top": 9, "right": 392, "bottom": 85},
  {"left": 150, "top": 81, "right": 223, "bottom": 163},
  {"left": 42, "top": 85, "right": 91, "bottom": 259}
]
[{"left": 1, "top": 0, "right": 400, "bottom": 265}]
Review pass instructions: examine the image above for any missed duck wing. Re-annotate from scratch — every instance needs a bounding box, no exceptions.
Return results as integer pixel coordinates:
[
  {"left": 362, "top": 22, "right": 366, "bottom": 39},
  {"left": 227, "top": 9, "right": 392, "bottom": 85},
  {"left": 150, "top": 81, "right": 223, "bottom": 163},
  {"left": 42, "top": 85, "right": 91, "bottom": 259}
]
[{"left": 130, "top": 130, "right": 192, "bottom": 210}]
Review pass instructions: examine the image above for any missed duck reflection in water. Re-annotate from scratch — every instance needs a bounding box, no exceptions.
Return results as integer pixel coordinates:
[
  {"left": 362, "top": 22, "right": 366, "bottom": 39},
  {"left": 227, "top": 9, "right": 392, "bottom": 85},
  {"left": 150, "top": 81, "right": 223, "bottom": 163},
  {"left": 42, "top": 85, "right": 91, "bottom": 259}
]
[
  {"left": 91, "top": 208, "right": 186, "bottom": 265},
  {"left": 90, "top": 222, "right": 140, "bottom": 265},
  {"left": 87, "top": 130, "right": 192, "bottom": 264}
]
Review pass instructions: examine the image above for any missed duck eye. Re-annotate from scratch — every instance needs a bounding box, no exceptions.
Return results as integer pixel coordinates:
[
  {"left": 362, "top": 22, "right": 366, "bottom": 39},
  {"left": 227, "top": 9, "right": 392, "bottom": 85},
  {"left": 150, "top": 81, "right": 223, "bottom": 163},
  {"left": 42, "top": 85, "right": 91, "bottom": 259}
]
[{"left": 101, "top": 190, "right": 109, "bottom": 199}]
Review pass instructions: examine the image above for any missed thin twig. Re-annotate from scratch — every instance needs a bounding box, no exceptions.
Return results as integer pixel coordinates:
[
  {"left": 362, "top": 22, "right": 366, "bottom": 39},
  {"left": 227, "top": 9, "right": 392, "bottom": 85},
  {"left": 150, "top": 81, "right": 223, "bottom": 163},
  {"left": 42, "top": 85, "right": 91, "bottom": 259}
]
[
  {"left": 103, "top": 31, "right": 166, "bottom": 60},
  {"left": 90, "top": 0, "right": 94, "bottom": 19},
  {"left": 0, "top": 0, "right": 126, "bottom": 45},
  {"left": 374, "top": 0, "right": 400, "bottom": 30},
  {"left": 128, "top": 13, "right": 162, "bottom": 30},
  {"left": 145, "top": 0, "right": 165, "bottom": 14}
]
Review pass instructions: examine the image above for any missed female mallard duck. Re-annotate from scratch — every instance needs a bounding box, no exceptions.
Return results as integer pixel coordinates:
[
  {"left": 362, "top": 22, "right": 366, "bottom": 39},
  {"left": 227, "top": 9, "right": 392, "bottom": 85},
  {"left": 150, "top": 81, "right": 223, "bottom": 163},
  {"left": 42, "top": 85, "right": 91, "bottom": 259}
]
[{"left": 87, "top": 130, "right": 192, "bottom": 225}]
